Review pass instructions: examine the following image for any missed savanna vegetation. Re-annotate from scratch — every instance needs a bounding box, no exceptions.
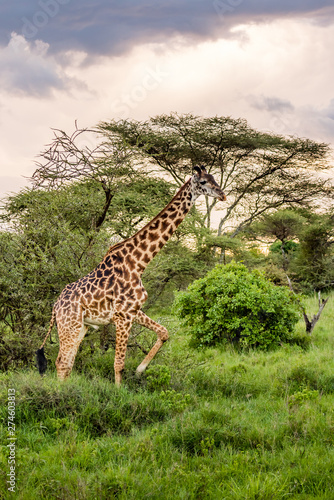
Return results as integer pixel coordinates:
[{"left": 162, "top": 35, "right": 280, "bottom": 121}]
[{"left": 1, "top": 113, "right": 334, "bottom": 499}]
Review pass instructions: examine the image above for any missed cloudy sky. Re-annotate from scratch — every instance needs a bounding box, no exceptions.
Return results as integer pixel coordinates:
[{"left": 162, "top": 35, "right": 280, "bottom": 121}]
[{"left": 1, "top": 0, "right": 334, "bottom": 198}]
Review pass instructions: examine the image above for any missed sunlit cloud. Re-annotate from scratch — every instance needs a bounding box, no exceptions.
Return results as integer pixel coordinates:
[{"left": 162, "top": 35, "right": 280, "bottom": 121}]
[{"left": 0, "top": 2, "right": 334, "bottom": 198}]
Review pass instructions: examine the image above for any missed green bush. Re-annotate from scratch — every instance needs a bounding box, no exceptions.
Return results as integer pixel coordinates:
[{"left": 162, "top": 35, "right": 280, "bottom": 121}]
[
  {"left": 146, "top": 365, "right": 171, "bottom": 391},
  {"left": 173, "top": 262, "right": 300, "bottom": 349}
]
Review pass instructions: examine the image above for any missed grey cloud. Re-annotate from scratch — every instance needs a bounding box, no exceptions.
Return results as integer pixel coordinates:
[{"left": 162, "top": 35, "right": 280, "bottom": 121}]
[
  {"left": 314, "top": 99, "right": 334, "bottom": 140},
  {"left": 247, "top": 96, "right": 334, "bottom": 142},
  {"left": 323, "top": 98, "right": 334, "bottom": 121},
  {"left": 249, "top": 95, "right": 295, "bottom": 113},
  {"left": 0, "top": 0, "right": 334, "bottom": 58}
]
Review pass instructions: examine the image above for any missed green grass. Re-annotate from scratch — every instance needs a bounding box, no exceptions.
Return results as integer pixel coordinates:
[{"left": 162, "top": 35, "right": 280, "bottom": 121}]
[{"left": 1, "top": 294, "right": 334, "bottom": 499}]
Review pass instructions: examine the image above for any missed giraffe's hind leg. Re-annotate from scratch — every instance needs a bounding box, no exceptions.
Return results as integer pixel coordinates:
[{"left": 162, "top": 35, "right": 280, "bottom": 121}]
[
  {"left": 56, "top": 322, "right": 88, "bottom": 380},
  {"left": 134, "top": 310, "right": 169, "bottom": 376}
]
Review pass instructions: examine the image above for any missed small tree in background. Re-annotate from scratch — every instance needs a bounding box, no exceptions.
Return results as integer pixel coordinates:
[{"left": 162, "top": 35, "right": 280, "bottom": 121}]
[
  {"left": 250, "top": 209, "right": 305, "bottom": 270},
  {"left": 292, "top": 213, "right": 334, "bottom": 291},
  {"left": 248, "top": 208, "right": 334, "bottom": 291},
  {"left": 173, "top": 262, "right": 300, "bottom": 350}
]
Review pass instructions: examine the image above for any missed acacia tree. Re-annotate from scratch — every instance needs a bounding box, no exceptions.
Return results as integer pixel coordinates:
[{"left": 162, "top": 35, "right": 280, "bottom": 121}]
[
  {"left": 100, "top": 113, "right": 333, "bottom": 235},
  {"left": 31, "top": 124, "right": 135, "bottom": 235}
]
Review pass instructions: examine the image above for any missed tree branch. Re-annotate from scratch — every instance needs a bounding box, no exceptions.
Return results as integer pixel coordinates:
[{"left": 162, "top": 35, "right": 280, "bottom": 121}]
[{"left": 286, "top": 275, "right": 329, "bottom": 334}]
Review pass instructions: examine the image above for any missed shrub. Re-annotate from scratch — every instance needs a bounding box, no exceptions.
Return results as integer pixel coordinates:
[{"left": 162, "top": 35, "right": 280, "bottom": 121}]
[
  {"left": 146, "top": 365, "right": 171, "bottom": 391},
  {"left": 173, "top": 262, "right": 300, "bottom": 349}
]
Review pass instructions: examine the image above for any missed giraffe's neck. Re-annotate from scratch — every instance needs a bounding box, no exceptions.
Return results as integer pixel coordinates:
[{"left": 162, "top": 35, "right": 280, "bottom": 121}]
[
  {"left": 105, "top": 179, "right": 194, "bottom": 275},
  {"left": 130, "top": 178, "right": 194, "bottom": 274}
]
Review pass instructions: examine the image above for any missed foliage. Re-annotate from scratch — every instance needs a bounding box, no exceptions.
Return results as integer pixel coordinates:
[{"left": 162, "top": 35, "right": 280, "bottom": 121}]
[
  {"left": 173, "top": 262, "right": 300, "bottom": 349},
  {"left": 145, "top": 365, "right": 171, "bottom": 391},
  {"left": 101, "top": 113, "right": 332, "bottom": 234},
  {"left": 143, "top": 240, "right": 215, "bottom": 310},
  {"left": 288, "top": 388, "right": 319, "bottom": 408},
  {"left": 0, "top": 176, "right": 180, "bottom": 368},
  {"left": 160, "top": 390, "right": 192, "bottom": 413},
  {"left": 0, "top": 294, "right": 333, "bottom": 499},
  {"left": 0, "top": 180, "right": 217, "bottom": 368},
  {"left": 251, "top": 209, "right": 306, "bottom": 243},
  {"left": 249, "top": 208, "right": 334, "bottom": 291},
  {"left": 269, "top": 240, "right": 299, "bottom": 255},
  {"left": 291, "top": 213, "right": 334, "bottom": 290}
]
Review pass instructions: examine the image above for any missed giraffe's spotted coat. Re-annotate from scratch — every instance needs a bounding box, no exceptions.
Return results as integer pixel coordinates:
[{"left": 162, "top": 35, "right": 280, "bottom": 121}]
[{"left": 37, "top": 167, "right": 226, "bottom": 385}]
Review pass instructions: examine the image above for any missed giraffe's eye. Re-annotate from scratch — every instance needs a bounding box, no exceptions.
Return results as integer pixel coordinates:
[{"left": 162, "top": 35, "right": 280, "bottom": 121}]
[{"left": 199, "top": 180, "right": 206, "bottom": 185}]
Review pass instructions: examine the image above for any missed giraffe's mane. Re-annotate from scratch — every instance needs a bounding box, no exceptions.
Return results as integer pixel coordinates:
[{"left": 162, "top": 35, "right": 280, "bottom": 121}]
[{"left": 104, "top": 178, "right": 191, "bottom": 257}]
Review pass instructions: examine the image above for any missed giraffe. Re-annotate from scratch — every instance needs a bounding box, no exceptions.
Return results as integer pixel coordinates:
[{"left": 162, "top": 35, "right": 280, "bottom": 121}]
[{"left": 36, "top": 166, "right": 226, "bottom": 386}]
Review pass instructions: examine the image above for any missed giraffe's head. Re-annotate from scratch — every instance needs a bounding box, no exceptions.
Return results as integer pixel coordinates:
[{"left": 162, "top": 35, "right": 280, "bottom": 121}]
[{"left": 191, "top": 166, "right": 226, "bottom": 202}]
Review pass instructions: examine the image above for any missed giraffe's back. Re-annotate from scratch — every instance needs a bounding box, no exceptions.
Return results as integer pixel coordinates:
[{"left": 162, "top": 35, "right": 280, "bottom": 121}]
[{"left": 53, "top": 245, "right": 147, "bottom": 328}]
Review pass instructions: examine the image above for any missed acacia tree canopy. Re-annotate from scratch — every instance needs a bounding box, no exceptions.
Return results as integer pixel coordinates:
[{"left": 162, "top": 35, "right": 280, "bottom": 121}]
[{"left": 100, "top": 113, "right": 333, "bottom": 235}]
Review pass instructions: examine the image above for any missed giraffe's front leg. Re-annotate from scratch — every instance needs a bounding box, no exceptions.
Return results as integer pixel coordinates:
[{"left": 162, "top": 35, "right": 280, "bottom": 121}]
[
  {"left": 134, "top": 310, "right": 169, "bottom": 376},
  {"left": 113, "top": 312, "right": 134, "bottom": 386}
]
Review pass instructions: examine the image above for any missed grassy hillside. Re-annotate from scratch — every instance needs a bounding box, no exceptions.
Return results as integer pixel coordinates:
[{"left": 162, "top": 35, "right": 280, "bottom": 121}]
[{"left": 1, "top": 294, "right": 334, "bottom": 499}]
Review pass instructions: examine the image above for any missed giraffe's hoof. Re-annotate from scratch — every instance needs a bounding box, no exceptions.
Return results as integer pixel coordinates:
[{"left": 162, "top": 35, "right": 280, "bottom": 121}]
[{"left": 135, "top": 365, "right": 146, "bottom": 377}]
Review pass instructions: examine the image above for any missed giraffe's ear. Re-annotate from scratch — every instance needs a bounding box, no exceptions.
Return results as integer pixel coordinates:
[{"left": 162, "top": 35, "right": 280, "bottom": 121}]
[
  {"left": 200, "top": 165, "right": 207, "bottom": 173},
  {"left": 193, "top": 166, "right": 202, "bottom": 177}
]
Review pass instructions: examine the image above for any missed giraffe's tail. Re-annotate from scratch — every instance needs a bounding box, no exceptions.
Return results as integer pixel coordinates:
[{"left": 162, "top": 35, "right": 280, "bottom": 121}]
[{"left": 36, "top": 308, "right": 56, "bottom": 376}]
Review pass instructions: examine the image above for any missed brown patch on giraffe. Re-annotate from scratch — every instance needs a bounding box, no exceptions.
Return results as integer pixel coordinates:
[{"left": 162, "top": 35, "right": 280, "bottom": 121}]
[
  {"left": 132, "top": 235, "right": 139, "bottom": 246},
  {"left": 139, "top": 230, "right": 148, "bottom": 241},
  {"left": 161, "top": 220, "right": 169, "bottom": 232},
  {"left": 133, "top": 249, "right": 142, "bottom": 260},
  {"left": 114, "top": 267, "right": 122, "bottom": 277},
  {"left": 143, "top": 253, "right": 150, "bottom": 264},
  {"left": 149, "top": 220, "right": 160, "bottom": 231},
  {"left": 125, "top": 254, "right": 136, "bottom": 270},
  {"left": 112, "top": 252, "right": 123, "bottom": 264},
  {"left": 107, "top": 276, "right": 115, "bottom": 287},
  {"left": 119, "top": 282, "right": 131, "bottom": 294},
  {"left": 148, "top": 232, "right": 159, "bottom": 242},
  {"left": 104, "top": 256, "right": 112, "bottom": 266}
]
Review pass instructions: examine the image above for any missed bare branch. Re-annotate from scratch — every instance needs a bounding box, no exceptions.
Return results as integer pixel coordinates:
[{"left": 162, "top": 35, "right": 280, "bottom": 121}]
[{"left": 286, "top": 275, "right": 329, "bottom": 334}]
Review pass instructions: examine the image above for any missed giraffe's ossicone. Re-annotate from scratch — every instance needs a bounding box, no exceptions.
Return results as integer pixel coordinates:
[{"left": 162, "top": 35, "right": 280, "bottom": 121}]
[{"left": 36, "top": 166, "right": 226, "bottom": 385}]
